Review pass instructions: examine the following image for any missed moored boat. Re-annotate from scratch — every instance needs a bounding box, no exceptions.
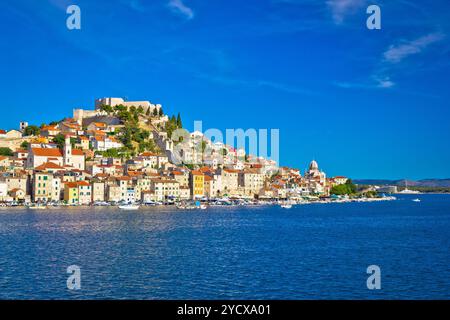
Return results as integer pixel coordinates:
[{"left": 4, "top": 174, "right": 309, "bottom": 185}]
[{"left": 119, "top": 204, "right": 140, "bottom": 210}]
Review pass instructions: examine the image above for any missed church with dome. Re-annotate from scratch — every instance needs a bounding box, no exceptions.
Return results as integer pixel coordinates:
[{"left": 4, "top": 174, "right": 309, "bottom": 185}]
[{"left": 304, "top": 160, "right": 329, "bottom": 195}]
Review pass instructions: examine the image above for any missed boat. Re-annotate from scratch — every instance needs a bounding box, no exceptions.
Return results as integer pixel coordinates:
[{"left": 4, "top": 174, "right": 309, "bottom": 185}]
[
  {"left": 200, "top": 204, "right": 207, "bottom": 210},
  {"left": 119, "top": 204, "right": 140, "bottom": 210},
  {"left": 176, "top": 204, "right": 197, "bottom": 210},
  {"left": 27, "top": 205, "right": 47, "bottom": 210},
  {"left": 412, "top": 198, "right": 421, "bottom": 202},
  {"left": 280, "top": 204, "right": 293, "bottom": 209},
  {"left": 94, "top": 201, "right": 110, "bottom": 207},
  {"left": 398, "top": 180, "right": 420, "bottom": 194}
]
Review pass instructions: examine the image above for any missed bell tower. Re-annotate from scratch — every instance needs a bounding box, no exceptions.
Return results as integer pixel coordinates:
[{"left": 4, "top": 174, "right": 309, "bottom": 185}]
[{"left": 64, "top": 135, "right": 72, "bottom": 166}]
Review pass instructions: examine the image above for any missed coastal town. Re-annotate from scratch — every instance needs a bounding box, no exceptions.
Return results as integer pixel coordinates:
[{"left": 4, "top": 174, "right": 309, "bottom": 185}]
[{"left": 0, "top": 97, "right": 391, "bottom": 209}]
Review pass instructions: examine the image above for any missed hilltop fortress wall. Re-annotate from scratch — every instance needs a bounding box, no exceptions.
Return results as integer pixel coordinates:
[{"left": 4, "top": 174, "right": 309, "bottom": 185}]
[{"left": 73, "top": 97, "right": 162, "bottom": 125}]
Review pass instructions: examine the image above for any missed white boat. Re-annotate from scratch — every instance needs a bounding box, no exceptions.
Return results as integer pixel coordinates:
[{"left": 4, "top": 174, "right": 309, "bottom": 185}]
[
  {"left": 200, "top": 204, "right": 207, "bottom": 210},
  {"left": 412, "top": 198, "right": 421, "bottom": 202},
  {"left": 119, "top": 204, "right": 140, "bottom": 210},
  {"left": 94, "top": 201, "right": 110, "bottom": 207},
  {"left": 398, "top": 180, "right": 420, "bottom": 194},
  {"left": 27, "top": 205, "right": 47, "bottom": 210},
  {"left": 280, "top": 204, "right": 293, "bottom": 209}
]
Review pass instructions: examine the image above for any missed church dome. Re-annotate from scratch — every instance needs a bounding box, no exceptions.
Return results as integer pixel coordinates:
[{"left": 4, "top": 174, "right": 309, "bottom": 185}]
[{"left": 309, "top": 160, "right": 319, "bottom": 170}]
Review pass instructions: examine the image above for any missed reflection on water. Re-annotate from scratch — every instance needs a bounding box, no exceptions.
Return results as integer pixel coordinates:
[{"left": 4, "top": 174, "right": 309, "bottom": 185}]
[{"left": 0, "top": 194, "right": 449, "bottom": 299}]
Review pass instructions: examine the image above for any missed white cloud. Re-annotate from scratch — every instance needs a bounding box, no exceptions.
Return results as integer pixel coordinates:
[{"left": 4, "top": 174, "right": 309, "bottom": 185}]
[
  {"left": 383, "top": 32, "right": 445, "bottom": 63},
  {"left": 168, "top": 0, "right": 194, "bottom": 20},
  {"left": 326, "top": 0, "right": 366, "bottom": 24},
  {"left": 334, "top": 77, "right": 395, "bottom": 90},
  {"left": 375, "top": 77, "right": 395, "bottom": 88}
]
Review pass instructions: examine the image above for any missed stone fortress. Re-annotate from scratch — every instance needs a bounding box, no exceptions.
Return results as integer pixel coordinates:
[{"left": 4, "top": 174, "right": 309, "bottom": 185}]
[{"left": 73, "top": 97, "right": 162, "bottom": 125}]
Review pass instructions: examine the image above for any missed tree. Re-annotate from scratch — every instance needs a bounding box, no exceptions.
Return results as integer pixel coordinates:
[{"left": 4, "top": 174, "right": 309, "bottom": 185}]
[
  {"left": 70, "top": 137, "right": 77, "bottom": 148},
  {"left": 115, "top": 104, "right": 127, "bottom": 112},
  {"left": 138, "top": 140, "right": 156, "bottom": 153},
  {"left": 345, "top": 179, "right": 357, "bottom": 194},
  {"left": 176, "top": 113, "right": 182, "bottom": 128},
  {"left": 153, "top": 108, "right": 158, "bottom": 117},
  {"left": 0, "top": 147, "right": 13, "bottom": 156},
  {"left": 99, "top": 104, "right": 114, "bottom": 114},
  {"left": 146, "top": 108, "right": 151, "bottom": 116},
  {"left": 23, "top": 125, "right": 40, "bottom": 136},
  {"left": 159, "top": 107, "right": 163, "bottom": 117},
  {"left": 52, "top": 134, "right": 66, "bottom": 149},
  {"left": 331, "top": 179, "right": 357, "bottom": 195},
  {"left": 20, "top": 141, "right": 30, "bottom": 149}
]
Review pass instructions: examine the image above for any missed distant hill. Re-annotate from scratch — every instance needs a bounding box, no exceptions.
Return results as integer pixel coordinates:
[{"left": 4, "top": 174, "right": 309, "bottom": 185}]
[{"left": 354, "top": 179, "right": 450, "bottom": 187}]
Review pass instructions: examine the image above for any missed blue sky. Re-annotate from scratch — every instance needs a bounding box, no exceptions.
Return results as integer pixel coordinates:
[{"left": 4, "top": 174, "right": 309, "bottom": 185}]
[{"left": 0, "top": 0, "right": 449, "bottom": 179}]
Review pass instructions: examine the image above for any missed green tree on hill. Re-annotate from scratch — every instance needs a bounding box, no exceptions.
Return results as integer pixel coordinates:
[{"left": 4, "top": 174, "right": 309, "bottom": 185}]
[
  {"left": 0, "top": 147, "right": 13, "bottom": 156},
  {"left": 331, "top": 179, "right": 357, "bottom": 195},
  {"left": 20, "top": 141, "right": 30, "bottom": 149},
  {"left": 115, "top": 104, "right": 127, "bottom": 112},
  {"left": 52, "top": 134, "right": 66, "bottom": 149},
  {"left": 99, "top": 104, "right": 114, "bottom": 114},
  {"left": 177, "top": 113, "right": 182, "bottom": 128},
  {"left": 23, "top": 125, "right": 40, "bottom": 136}
]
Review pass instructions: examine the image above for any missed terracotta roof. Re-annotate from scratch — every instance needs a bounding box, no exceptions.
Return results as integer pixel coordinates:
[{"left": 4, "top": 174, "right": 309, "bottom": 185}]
[
  {"left": 0, "top": 130, "right": 6, "bottom": 134},
  {"left": 72, "top": 149, "right": 84, "bottom": 156},
  {"left": 87, "top": 130, "right": 106, "bottom": 136},
  {"left": 92, "top": 122, "right": 107, "bottom": 128},
  {"left": 65, "top": 182, "right": 78, "bottom": 188},
  {"left": 191, "top": 170, "right": 204, "bottom": 175},
  {"left": 94, "top": 173, "right": 109, "bottom": 178},
  {"left": 62, "top": 123, "right": 80, "bottom": 129},
  {"left": 151, "top": 179, "right": 179, "bottom": 184},
  {"left": 41, "top": 125, "right": 59, "bottom": 131},
  {"left": 32, "top": 148, "right": 63, "bottom": 157},
  {"left": 224, "top": 169, "right": 240, "bottom": 174},
  {"left": 31, "top": 148, "right": 84, "bottom": 157},
  {"left": 65, "top": 181, "right": 90, "bottom": 188},
  {"left": 35, "top": 162, "right": 65, "bottom": 171},
  {"left": 140, "top": 152, "right": 158, "bottom": 157}
]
